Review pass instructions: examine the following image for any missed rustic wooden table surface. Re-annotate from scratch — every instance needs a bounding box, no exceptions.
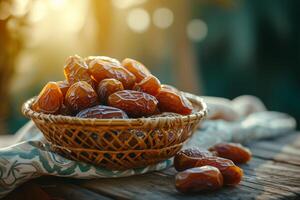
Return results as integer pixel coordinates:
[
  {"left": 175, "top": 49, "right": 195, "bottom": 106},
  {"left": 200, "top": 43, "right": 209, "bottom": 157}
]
[{"left": 3, "top": 130, "right": 300, "bottom": 200}]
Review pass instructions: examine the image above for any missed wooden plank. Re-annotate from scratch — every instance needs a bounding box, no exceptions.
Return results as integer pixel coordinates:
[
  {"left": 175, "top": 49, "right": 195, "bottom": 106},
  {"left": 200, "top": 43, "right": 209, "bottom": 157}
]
[
  {"left": 34, "top": 177, "right": 112, "bottom": 200},
  {"left": 78, "top": 168, "right": 291, "bottom": 200},
  {"left": 241, "top": 158, "right": 300, "bottom": 179},
  {"left": 243, "top": 169, "right": 300, "bottom": 196},
  {"left": 76, "top": 134, "right": 300, "bottom": 200},
  {"left": 3, "top": 182, "right": 52, "bottom": 200},
  {"left": 249, "top": 145, "right": 300, "bottom": 166}
]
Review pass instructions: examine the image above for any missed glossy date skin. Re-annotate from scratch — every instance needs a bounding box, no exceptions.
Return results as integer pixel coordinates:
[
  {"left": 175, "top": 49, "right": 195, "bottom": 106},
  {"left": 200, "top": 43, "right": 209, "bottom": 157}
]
[
  {"left": 85, "top": 56, "right": 121, "bottom": 66},
  {"left": 174, "top": 148, "right": 216, "bottom": 170},
  {"left": 174, "top": 149, "right": 243, "bottom": 186},
  {"left": 133, "top": 75, "right": 161, "bottom": 96},
  {"left": 32, "top": 82, "right": 63, "bottom": 114},
  {"left": 122, "top": 58, "right": 151, "bottom": 83},
  {"left": 76, "top": 105, "right": 128, "bottom": 119},
  {"left": 175, "top": 166, "right": 224, "bottom": 193},
  {"left": 108, "top": 90, "right": 158, "bottom": 117},
  {"left": 97, "top": 78, "right": 124, "bottom": 104},
  {"left": 88, "top": 58, "right": 136, "bottom": 89},
  {"left": 56, "top": 80, "right": 70, "bottom": 97},
  {"left": 156, "top": 88, "right": 193, "bottom": 115},
  {"left": 65, "top": 81, "right": 98, "bottom": 114},
  {"left": 64, "top": 55, "right": 94, "bottom": 86},
  {"left": 209, "top": 143, "right": 252, "bottom": 164}
]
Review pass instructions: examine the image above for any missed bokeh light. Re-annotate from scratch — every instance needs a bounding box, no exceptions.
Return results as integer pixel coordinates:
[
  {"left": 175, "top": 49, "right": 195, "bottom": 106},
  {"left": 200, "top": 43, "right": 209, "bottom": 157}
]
[
  {"left": 127, "top": 8, "right": 150, "bottom": 33},
  {"left": 10, "top": 0, "right": 30, "bottom": 17},
  {"left": 186, "top": 19, "right": 208, "bottom": 42},
  {"left": 27, "top": 0, "right": 47, "bottom": 24},
  {"left": 50, "top": 0, "right": 67, "bottom": 10},
  {"left": 111, "top": 0, "right": 147, "bottom": 9},
  {"left": 152, "top": 7, "right": 174, "bottom": 29}
]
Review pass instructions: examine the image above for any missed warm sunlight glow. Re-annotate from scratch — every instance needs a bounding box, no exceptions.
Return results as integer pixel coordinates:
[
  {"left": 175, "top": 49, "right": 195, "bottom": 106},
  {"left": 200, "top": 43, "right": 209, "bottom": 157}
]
[
  {"left": 50, "top": 0, "right": 67, "bottom": 10},
  {"left": 111, "top": 0, "right": 147, "bottom": 9},
  {"left": 127, "top": 8, "right": 150, "bottom": 33},
  {"left": 153, "top": 7, "right": 174, "bottom": 29}
]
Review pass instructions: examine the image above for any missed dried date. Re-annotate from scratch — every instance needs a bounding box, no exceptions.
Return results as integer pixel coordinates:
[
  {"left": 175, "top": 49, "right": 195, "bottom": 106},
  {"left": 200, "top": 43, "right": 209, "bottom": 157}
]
[
  {"left": 175, "top": 166, "right": 223, "bottom": 193},
  {"left": 122, "top": 58, "right": 151, "bottom": 82},
  {"left": 64, "top": 55, "right": 94, "bottom": 86},
  {"left": 209, "top": 143, "right": 252, "bottom": 164},
  {"left": 85, "top": 56, "right": 120, "bottom": 66},
  {"left": 108, "top": 90, "right": 158, "bottom": 117},
  {"left": 56, "top": 80, "right": 70, "bottom": 97},
  {"left": 97, "top": 78, "right": 124, "bottom": 104},
  {"left": 174, "top": 148, "right": 216, "bottom": 170},
  {"left": 65, "top": 81, "right": 98, "bottom": 113},
  {"left": 133, "top": 75, "right": 161, "bottom": 96},
  {"left": 174, "top": 154, "right": 243, "bottom": 185},
  {"left": 88, "top": 58, "right": 136, "bottom": 89},
  {"left": 156, "top": 88, "right": 193, "bottom": 115},
  {"left": 76, "top": 105, "right": 128, "bottom": 119},
  {"left": 32, "top": 82, "right": 63, "bottom": 114},
  {"left": 58, "top": 103, "right": 73, "bottom": 116}
]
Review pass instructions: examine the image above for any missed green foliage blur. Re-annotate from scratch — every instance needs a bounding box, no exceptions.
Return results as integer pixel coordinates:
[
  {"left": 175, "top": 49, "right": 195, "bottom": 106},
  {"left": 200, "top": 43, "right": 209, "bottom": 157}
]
[{"left": 196, "top": 0, "right": 300, "bottom": 126}]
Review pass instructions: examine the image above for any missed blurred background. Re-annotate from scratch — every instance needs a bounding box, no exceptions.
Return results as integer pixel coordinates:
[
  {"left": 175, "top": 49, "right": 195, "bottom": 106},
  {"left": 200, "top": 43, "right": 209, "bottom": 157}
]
[{"left": 0, "top": 0, "right": 299, "bottom": 134}]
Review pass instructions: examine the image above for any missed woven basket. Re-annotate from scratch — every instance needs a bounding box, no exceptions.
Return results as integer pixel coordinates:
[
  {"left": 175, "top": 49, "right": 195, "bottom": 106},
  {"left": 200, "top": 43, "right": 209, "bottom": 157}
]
[{"left": 22, "top": 92, "right": 207, "bottom": 170}]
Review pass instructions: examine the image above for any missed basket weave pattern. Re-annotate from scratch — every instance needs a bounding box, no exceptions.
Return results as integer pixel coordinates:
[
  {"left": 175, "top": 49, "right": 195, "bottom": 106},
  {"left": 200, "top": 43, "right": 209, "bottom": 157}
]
[{"left": 23, "top": 93, "right": 207, "bottom": 170}]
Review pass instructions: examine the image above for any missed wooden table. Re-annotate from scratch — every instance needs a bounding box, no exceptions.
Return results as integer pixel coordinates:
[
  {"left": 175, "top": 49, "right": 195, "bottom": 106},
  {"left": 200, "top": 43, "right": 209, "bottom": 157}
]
[{"left": 3, "top": 132, "right": 300, "bottom": 200}]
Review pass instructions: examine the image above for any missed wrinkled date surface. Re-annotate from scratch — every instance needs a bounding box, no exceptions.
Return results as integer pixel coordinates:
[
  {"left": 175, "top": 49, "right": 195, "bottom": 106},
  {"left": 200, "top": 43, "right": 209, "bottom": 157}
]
[
  {"left": 76, "top": 105, "right": 128, "bottom": 119},
  {"left": 85, "top": 56, "right": 120, "bottom": 66},
  {"left": 108, "top": 90, "right": 158, "bottom": 117},
  {"left": 175, "top": 166, "right": 223, "bottom": 193},
  {"left": 174, "top": 148, "right": 215, "bottom": 171},
  {"left": 209, "top": 143, "right": 252, "bottom": 164},
  {"left": 65, "top": 81, "right": 98, "bottom": 113},
  {"left": 64, "top": 55, "right": 94, "bottom": 86},
  {"left": 174, "top": 149, "right": 243, "bottom": 186},
  {"left": 156, "top": 88, "right": 193, "bottom": 115},
  {"left": 32, "top": 82, "right": 63, "bottom": 114},
  {"left": 134, "top": 75, "right": 161, "bottom": 96},
  {"left": 88, "top": 58, "right": 136, "bottom": 89},
  {"left": 97, "top": 78, "right": 124, "bottom": 104},
  {"left": 122, "top": 58, "right": 151, "bottom": 83},
  {"left": 56, "top": 80, "right": 70, "bottom": 97}
]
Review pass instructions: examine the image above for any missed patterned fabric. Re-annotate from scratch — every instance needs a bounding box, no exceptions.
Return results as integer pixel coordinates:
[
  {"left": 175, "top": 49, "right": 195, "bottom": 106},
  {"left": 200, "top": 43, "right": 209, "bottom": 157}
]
[{"left": 0, "top": 111, "right": 296, "bottom": 198}]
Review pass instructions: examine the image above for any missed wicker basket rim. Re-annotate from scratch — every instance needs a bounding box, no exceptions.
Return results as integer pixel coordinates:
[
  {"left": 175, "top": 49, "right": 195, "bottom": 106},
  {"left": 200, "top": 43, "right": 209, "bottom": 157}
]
[
  {"left": 51, "top": 142, "right": 184, "bottom": 153},
  {"left": 22, "top": 92, "right": 207, "bottom": 126}
]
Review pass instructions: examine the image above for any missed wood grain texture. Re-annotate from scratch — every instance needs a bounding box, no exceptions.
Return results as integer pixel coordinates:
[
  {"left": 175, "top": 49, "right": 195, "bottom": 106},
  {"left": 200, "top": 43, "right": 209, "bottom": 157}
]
[
  {"left": 4, "top": 132, "right": 300, "bottom": 200},
  {"left": 76, "top": 133, "right": 300, "bottom": 200},
  {"left": 37, "top": 178, "right": 112, "bottom": 200}
]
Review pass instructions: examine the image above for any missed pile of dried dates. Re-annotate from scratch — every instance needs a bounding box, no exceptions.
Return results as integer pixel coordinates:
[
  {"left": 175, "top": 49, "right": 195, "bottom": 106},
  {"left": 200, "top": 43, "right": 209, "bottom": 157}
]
[
  {"left": 174, "top": 142, "right": 252, "bottom": 193},
  {"left": 32, "top": 55, "right": 193, "bottom": 118}
]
